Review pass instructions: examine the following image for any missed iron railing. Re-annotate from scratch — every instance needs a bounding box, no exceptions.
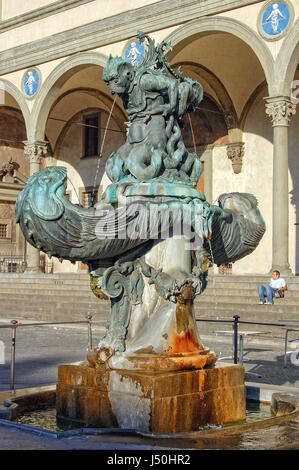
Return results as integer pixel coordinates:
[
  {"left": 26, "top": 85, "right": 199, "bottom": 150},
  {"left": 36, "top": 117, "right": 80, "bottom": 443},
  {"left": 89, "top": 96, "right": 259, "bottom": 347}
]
[
  {"left": 196, "top": 315, "right": 299, "bottom": 368},
  {"left": 0, "top": 254, "right": 27, "bottom": 273},
  {"left": 1, "top": 314, "right": 299, "bottom": 391},
  {"left": 0, "top": 315, "right": 93, "bottom": 390}
]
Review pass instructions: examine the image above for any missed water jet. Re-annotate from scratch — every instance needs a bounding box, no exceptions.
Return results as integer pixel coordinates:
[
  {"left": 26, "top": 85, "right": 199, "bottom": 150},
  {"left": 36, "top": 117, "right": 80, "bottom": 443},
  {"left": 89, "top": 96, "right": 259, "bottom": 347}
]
[{"left": 15, "top": 32, "right": 266, "bottom": 434}]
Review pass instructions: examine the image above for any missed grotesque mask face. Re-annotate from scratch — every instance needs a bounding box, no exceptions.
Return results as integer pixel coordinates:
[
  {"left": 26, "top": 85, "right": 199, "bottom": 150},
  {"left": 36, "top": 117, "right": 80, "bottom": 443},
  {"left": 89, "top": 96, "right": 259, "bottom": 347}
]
[
  {"left": 103, "top": 59, "right": 134, "bottom": 96},
  {"left": 106, "top": 72, "right": 131, "bottom": 95}
]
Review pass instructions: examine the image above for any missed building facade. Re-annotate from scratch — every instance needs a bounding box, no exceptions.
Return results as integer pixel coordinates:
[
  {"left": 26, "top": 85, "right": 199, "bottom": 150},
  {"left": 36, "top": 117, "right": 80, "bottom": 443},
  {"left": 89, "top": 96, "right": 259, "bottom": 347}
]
[{"left": 0, "top": 0, "right": 298, "bottom": 275}]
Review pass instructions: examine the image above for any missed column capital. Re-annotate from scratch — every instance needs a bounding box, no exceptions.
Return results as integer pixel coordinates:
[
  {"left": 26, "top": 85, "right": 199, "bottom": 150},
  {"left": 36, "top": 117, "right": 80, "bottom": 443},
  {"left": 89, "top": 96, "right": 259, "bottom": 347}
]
[
  {"left": 23, "top": 140, "right": 49, "bottom": 164},
  {"left": 226, "top": 142, "right": 244, "bottom": 174},
  {"left": 264, "top": 96, "right": 296, "bottom": 127}
]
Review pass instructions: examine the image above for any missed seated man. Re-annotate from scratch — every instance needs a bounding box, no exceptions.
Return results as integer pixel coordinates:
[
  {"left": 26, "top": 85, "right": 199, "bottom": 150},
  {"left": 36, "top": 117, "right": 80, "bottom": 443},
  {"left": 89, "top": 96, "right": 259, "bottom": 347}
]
[{"left": 258, "top": 270, "right": 287, "bottom": 305}]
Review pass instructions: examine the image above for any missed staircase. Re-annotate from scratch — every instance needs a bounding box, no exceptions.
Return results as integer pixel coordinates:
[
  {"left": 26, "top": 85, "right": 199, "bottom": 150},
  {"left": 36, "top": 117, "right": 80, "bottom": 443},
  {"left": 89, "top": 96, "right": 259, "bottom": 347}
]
[
  {"left": 0, "top": 273, "right": 298, "bottom": 338},
  {"left": 0, "top": 273, "right": 109, "bottom": 326},
  {"left": 195, "top": 274, "right": 299, "bottom": 338}
]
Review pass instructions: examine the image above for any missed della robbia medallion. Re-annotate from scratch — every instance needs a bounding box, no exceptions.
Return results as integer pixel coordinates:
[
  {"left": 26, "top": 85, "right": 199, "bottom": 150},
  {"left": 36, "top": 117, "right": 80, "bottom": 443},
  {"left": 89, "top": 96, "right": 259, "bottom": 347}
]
[
  {"left": 258, "top": 1, "right": 294, "bottom": 40},
  {"left": 124, "top": 40, "right": 145, "bottom": 67},
  {"left": 22, "top": 68, "right": 41, "bottom": 99}
]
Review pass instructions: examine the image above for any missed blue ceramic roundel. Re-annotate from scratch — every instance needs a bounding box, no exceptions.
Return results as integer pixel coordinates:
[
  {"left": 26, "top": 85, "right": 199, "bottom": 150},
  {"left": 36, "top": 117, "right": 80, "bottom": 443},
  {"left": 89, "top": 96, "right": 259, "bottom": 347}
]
[
  {"left": 23, "top": 69, "right": 39, "bottom": 97},
  {"left": 125, "top": 41, "right": 145, "bottom": 67},
  {"left": 262, "top": 2, "right": 290, "bottom": 36}
]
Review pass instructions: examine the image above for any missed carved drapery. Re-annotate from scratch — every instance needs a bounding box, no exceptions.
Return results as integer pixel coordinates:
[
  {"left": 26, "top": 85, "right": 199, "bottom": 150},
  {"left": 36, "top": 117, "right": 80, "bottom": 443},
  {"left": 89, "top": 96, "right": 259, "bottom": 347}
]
[{"left": 226, "top": 142, "right": 244, "bottom": 174}]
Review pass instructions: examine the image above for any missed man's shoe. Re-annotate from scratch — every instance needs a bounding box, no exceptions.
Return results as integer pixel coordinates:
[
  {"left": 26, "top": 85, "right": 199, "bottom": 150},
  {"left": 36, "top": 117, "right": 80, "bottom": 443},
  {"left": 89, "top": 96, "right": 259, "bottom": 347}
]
[
  {"left": 259, "top": 301, "right": 265, "bottom": 304},
  {"left": 266, "top": 302, "right": 273, "bottom": 305}
]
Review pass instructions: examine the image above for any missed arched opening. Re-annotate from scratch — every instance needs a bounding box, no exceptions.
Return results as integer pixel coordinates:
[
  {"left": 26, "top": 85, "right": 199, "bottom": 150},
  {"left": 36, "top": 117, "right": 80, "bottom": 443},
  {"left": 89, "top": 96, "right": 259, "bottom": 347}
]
[
  {"left": 34, "top": 58, "right": 127, "bottom": 273},
  {"left": 0, "top": 89, "right": 29, "bottom": 270},
  {"left": 167, "top": 21, "right": 273, "bottom": 274}
]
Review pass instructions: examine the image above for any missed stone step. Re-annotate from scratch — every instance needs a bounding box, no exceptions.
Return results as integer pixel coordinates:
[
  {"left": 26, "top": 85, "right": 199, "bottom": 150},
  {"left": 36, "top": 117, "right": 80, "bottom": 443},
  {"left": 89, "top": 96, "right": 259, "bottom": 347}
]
[
  {"left": 0, "top": 305, "right": 109, "bottom": 323},
  {"left": 0, "top": 272, "right": 90, "bottom": 279},
  {"left": 199, "top": 293, "right": 299, "bottom": 305},
  {"left": 209, "top": 275, "right": 299, "bottom": 283},
  {"left": 195, "top": 309, "right": 299, "bottom": 322},
  {"left": 0, "top": 288, "right": 297, "bottom": 304},
  {"left": 0, "top": 288, "right": 100, "bottom": 299},
  {"left": 0, "top": 310, "right": 108, "bottom": 325},
  {"left": 0, "top": 279, "right": 91, "bottom": 288},
  {"left": 202, "top": 289, "right": 299, "bottom": 299},
  {"left": 0, "top": 279, "right": 90, "bottom": 289},
  {"left": 194, "top": 300, "right": 299, "bottom": 314},
  {"left": 206, "top": 279, "right": 299, "bottom": 290},
  {"left": 0, "top": 297, "right": 110, "bottom": 314}
]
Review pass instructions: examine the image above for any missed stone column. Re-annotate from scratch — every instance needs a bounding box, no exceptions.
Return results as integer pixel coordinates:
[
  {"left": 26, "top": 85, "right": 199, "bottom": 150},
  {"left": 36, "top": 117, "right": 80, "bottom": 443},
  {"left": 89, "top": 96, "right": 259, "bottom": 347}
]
[
  {"left": 265, "top": 97, "right": 296, "bottom": 275},
  {"left": 23, "top": 140, "right": 48, "bottom": 273}
]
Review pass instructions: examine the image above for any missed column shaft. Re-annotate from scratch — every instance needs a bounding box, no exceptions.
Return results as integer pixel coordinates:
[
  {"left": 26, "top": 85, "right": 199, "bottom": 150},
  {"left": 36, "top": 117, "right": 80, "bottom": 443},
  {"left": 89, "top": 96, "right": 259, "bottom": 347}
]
[
  {"left": 23, "top": 141, "right": 48, "bottom": 273},
  {"left": 265, "top": 97, "right": 296, "bottom": 275},
  {"left": 272, "top": 125, "right": 289, "bottom": 273}
]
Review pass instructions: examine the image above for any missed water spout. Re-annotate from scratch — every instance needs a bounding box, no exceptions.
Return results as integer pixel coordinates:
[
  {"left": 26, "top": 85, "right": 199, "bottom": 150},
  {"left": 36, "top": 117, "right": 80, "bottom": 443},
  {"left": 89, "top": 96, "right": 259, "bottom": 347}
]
[{"left": 91, "top": 95, "right": 117, "bottom": 206}]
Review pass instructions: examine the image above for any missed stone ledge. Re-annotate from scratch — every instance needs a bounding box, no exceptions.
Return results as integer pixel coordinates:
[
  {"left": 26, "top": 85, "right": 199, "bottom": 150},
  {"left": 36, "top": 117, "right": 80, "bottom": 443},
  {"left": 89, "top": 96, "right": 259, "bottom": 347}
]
[{"left": 0, "top": 0, "right": 264, "bottom": 75}]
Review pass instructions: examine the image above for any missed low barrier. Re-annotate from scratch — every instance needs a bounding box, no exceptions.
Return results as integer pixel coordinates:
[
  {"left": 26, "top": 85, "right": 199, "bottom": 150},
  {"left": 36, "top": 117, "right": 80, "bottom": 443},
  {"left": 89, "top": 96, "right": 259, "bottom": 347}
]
[{"left": 0, "top": 315, "right": 299, "bottom": 390}]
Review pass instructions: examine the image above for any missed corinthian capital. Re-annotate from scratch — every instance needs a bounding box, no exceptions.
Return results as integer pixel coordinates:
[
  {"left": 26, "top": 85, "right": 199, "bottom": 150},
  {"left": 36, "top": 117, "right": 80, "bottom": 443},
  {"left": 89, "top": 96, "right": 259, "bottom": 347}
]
[
  {"left": 265, "top": 97, "right": 296, "bottom": 127},
  {"left": 226, "top": 142, "right": 245, "bottom": 174},
  {"left": 23, "top": 140, "right": 49, "bottom": 164}
]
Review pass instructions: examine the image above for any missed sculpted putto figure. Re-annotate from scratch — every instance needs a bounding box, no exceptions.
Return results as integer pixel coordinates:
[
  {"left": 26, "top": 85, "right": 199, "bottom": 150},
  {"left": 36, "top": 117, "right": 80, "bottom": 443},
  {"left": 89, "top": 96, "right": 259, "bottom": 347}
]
[{"left": 102, "top": 33, "right": 204, "bottom": 184}]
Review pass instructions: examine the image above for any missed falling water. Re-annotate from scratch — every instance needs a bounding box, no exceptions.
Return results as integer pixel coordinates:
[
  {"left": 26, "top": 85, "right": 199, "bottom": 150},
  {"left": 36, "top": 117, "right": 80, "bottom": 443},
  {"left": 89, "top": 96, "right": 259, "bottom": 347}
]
[
  {"left": 67, "top": 176, "right": 80, "bottom": 204},
  {"left": 187, "top": 113, "right": 197, "bottom": 154},
  {"left": 91, "top": 95, "right": 117, "bottom": 206}
]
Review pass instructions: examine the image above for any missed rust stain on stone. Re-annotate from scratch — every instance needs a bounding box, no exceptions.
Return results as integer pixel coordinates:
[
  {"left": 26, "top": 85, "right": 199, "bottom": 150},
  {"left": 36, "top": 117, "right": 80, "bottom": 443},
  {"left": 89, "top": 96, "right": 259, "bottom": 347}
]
[
  {"left": 176, "top": 285, "right": 193, "bottom": 334},
  {"left": 170, "top": 327, "right": 200, "bottom": 353}
]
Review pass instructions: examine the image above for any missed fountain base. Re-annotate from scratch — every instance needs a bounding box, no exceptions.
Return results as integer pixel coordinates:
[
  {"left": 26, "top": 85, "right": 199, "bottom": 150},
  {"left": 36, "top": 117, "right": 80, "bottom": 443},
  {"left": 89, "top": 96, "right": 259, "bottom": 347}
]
[{"left": 56, "top": 362, "right": 246, "bottom": 433}]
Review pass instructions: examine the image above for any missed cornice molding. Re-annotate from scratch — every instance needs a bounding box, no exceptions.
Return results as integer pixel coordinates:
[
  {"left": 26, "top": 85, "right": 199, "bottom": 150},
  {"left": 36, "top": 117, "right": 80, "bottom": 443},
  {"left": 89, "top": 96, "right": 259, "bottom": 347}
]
[
  {"left": 0, "top": 0, "right": 95, "bottom": 33},
  {"left": 0, "top": 0, "right": 264, "bottom": 76}
]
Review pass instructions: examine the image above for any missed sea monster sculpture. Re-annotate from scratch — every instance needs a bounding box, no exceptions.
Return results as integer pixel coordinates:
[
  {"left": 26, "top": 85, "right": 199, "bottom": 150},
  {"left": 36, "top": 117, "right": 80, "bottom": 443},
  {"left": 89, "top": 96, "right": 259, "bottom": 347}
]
[{"left": 16, "top": 33, "right": 265, "bottom": 366}]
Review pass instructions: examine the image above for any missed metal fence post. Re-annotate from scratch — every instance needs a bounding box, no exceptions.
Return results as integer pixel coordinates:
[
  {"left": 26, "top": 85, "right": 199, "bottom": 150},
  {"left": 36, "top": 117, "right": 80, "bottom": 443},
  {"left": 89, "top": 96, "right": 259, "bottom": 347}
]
[
  {"left": 87, "top": 314, "right": 93, "bottom": 351},
  {"left": 233, "top": 315, "right": 239, "bottom": 364},
  {"left": 10, "top": 320, "right": 18, "bottom": 391}
]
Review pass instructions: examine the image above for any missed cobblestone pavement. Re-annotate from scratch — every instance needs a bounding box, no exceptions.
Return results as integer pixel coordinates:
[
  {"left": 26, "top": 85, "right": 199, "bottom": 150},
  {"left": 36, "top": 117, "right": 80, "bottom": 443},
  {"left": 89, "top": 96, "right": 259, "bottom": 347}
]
[{"left": 0, "top": 319, "right": 298, "bottom": 450}]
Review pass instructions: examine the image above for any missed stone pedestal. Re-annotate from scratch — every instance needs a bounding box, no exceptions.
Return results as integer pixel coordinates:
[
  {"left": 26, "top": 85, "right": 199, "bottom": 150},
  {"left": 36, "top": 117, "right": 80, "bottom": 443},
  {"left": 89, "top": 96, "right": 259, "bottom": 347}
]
[{"left": 56, "top": 362, "right": 246, "bottom": 433}]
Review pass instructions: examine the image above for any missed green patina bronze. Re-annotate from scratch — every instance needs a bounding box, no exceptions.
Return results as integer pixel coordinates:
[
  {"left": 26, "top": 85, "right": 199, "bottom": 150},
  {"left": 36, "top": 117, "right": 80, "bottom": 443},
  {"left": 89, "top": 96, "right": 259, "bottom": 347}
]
[{"left": 15, "top": 33, "right": 265, "bottom": 355}]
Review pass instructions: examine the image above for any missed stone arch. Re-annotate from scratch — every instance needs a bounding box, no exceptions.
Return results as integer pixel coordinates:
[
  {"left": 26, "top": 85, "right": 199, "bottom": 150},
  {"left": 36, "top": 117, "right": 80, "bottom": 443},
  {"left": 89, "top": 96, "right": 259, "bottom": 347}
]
[
  {"left": 53, "top": 106, "right": 126, "bottom": 159},
  {"left": 239, "top": 80, "right": 268, "bottom": 131},
  {"left": 171, "top": 61, "right": 238, "bottom": 129},
  {"left": 165, "top": 16, "right": 275, "bottom": 94},
  {"left": 0, "top": 78, "right": 31, "bottom": 137},
  {"left": 31, "top": 51, "right": 109, "bottom": 142},
  {"left": 275, "top": 18, "right": 299, "bottom": 96},
  {"left": 48, "top": 87, "right": 127, "bottom": 134}
]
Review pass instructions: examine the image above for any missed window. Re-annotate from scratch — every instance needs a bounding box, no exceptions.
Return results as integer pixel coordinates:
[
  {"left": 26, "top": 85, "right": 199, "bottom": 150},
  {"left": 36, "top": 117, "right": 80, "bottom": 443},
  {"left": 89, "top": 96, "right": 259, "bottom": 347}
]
[
  {"left": 0, "top": 219, "right": 11, "bottom": 239},
  {"left": 82, "top": 190, "right": 93, "bottom": 209},
  {"left": 83, "top": 112, "right": 100, "bottom": 157},
  {"left": 79, "top": 186, "right": 102, "bottom": 208},
  {"left": 0, "top": 224, "right": 7, "bottom": 238}
]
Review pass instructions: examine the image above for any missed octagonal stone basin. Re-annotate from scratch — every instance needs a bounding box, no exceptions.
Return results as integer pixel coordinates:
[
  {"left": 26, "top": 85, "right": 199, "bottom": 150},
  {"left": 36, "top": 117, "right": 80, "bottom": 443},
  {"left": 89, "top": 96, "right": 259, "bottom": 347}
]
[{"left": 0, "top": 383, "right": 299, "bottom": 450}]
